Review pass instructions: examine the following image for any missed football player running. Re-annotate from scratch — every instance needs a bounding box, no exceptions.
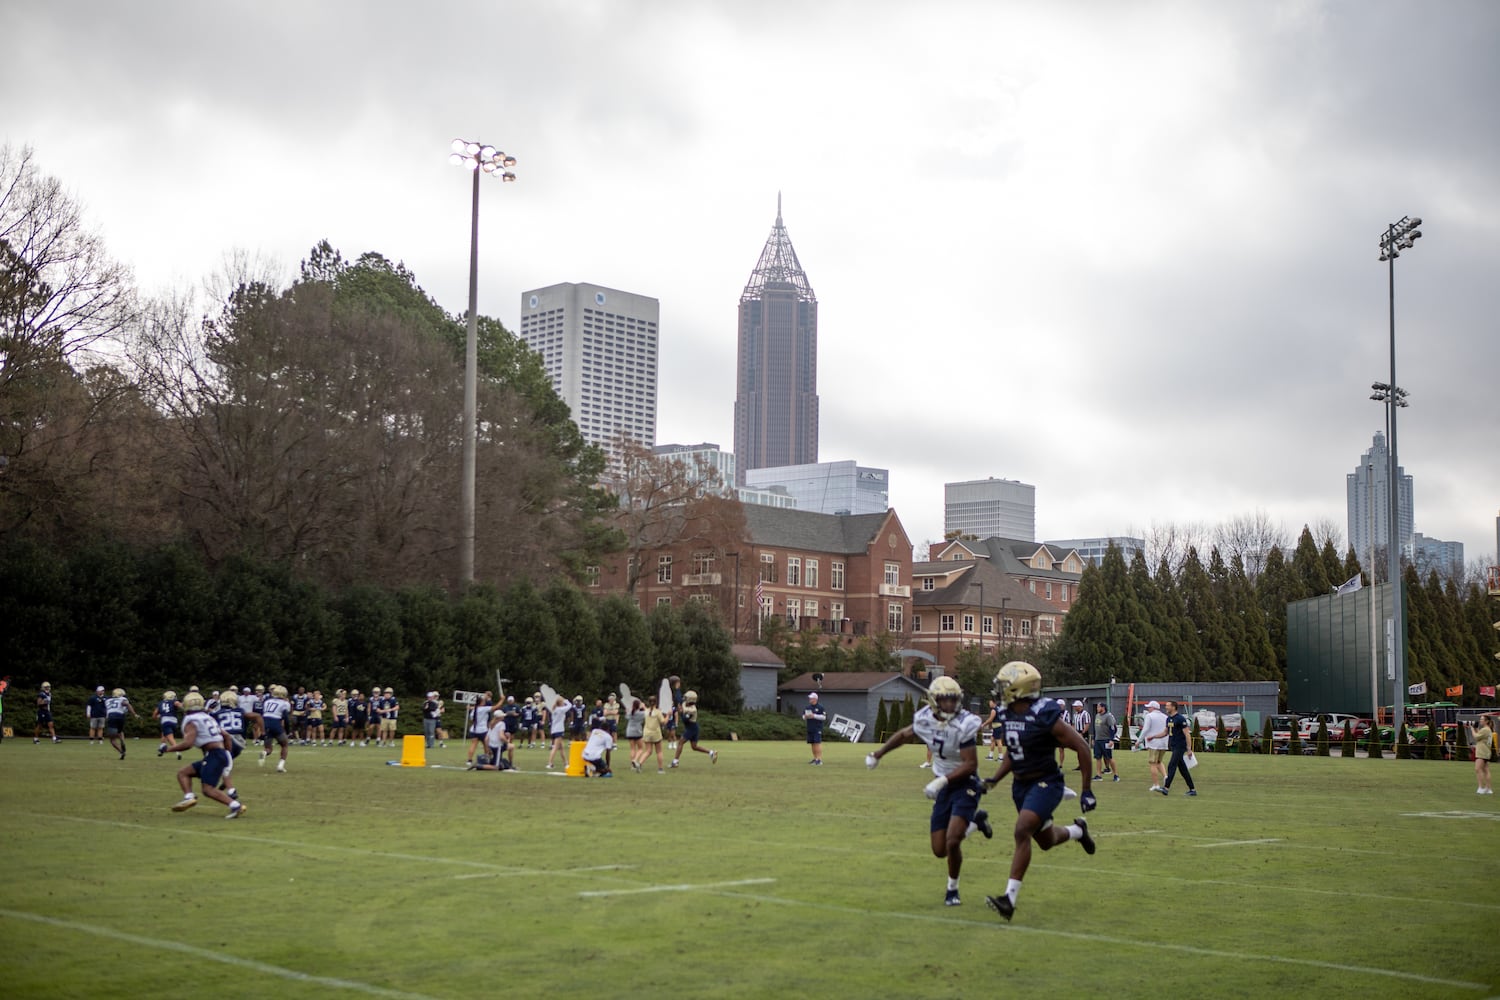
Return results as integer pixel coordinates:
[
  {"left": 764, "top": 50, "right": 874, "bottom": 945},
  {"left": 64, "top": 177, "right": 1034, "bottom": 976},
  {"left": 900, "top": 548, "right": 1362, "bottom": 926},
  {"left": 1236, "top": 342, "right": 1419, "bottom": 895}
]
[
  {"left": 165, "top": 692, "right": 246, "bottom": 819},
  {"left": 982, "top": 661, "right": 1096, "bottom": 922},
  {"left": 865, "top": 676, "right": 994, "bottom": 907}
]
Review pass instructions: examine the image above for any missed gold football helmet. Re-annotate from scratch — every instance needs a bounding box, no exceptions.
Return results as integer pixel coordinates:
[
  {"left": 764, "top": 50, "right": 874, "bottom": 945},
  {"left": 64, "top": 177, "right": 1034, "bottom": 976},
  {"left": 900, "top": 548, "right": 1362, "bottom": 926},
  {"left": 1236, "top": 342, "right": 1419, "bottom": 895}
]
[
  {"left": 993, "top": 661, "right": 1043, "bottom": 706},
  {"left": 219, "top": 690, "right": 238, "bottom": 708},
  {"left": 926, "top": 675, "right": 964, "bottom": 721},
  {"left": 164, "top": 690, "right": 177, "bottom": 702},
  {"left": 182, "top": 692, "right": 206, "bottom": 711}
]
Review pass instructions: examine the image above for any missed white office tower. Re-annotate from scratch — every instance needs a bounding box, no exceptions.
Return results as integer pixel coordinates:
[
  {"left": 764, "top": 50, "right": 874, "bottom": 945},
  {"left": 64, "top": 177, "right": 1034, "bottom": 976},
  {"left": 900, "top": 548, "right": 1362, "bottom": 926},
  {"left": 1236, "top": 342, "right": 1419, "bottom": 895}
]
[
  {"left": 519, "top": 282, "right": 659, "bottom": 460},
  {"left": 944, "top": 478, "right": 1036, "bottom": 541}
]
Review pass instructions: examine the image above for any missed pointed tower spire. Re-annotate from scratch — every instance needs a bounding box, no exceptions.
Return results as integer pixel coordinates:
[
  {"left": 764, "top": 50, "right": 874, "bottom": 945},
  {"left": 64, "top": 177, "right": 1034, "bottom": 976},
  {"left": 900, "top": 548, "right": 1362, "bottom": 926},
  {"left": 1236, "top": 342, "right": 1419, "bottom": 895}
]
[{"left": 742, "top": 198, "right": 815, "bottom": 301}]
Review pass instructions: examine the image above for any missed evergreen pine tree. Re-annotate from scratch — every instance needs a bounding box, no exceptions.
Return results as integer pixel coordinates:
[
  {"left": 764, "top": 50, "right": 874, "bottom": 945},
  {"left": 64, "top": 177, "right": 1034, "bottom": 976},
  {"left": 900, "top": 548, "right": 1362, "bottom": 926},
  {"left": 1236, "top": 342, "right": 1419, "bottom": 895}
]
[
  {"left": 1315, "top": 718, "right": 1330, "bottom": 756},
  {"left": 1291, "top": 527, "right": 1333, "bottom": 598},
  {"left": 1395, "top": 722, "right": 1411, "bottom": 759}
]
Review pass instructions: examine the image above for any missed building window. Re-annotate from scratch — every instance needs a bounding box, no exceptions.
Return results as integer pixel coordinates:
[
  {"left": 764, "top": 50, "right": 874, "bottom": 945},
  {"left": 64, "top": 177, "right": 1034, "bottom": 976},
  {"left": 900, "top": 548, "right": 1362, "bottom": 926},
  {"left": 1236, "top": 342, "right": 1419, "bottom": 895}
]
[
  {"left": 656, "top": 596, "right": 672, "bottom": 606},
  {"left": 584, "top": 565, "right": 600, "bottom": 587},
  {"left": 1003, "top": 618, "right": 1014, "bottom": 636},
  {"left": 786, "top": 598, "right": 801, "bottom": 626},
  {"left": 688, "top": 593, "right": 712, "bottom": 605},
  {"left": 940, "top": 614, "right": 955, "bottom": 632},
  {"left": 831, "top": 602, "right": 844, "bottom": 622},
  {"left": 657, "top": 554, "right": 673, "bottom": 584},
  {"left": 760, "top": 594, "right": 773, "bottom": 618},
  {"left": 982, "top": 614, "right": 994, "bottom": 635},
  {"left": 884, "top": 562, "right": 900, "bottom": 586},
  {"left": 1028, "top": 580, "right": 1037, "bottom": 594},
  {"left": 831, "top": 561, "right": 845, "bottom": 590},
  {"left": 921, "top": 577, "right": 934, "bottom": 591},
  {"left": 1039, "top": 616, "right": 1053, "bottom": 633},
  {"left": 1045, "top": 581, "right": 1053, "bottom": 600},
  {"left": 912, "top": 614, "right": 922, "bottom": 633},
  {"left": 1061, "top": 583, "right": 1069, "bottom": 602},
  {"left": 962, "top": 613, "right": 974, "bottom": 633},
  {"left": 787, "top": 556, "right": 801, "bottom": 587},
  {"left": 805, "top": 600, "right": 818, "bottom": 620},
  {"left": 888, "top": 602, "right": 904, "bottom": 633},
  {"left": 805, "top": 559, "right": 818, "bottom": 588},
  {"left": 761, "top": 552, "right": 777, "bottom": 583},
  {"left": 1020, "top": 618, "right": 1032, "bottom": 637},
  {"left": 692, "top": 551, "right": 714, "bottom": 575}
]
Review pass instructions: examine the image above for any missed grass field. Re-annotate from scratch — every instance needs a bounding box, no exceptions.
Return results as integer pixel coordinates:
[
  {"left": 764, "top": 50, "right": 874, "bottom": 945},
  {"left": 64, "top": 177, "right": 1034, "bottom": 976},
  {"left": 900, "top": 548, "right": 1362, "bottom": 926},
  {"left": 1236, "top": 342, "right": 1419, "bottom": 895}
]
[{"left": 2, "top": 734, "right": 1497, "bottom": 999}]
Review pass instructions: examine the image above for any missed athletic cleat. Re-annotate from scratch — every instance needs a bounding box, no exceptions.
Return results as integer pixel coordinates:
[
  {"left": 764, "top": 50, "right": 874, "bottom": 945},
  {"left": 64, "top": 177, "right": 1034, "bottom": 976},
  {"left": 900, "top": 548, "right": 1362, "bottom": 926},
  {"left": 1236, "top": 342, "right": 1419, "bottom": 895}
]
[
  {"left": 1186, "top": 789, "right": 1197, "bottom": 797},
  {"left": 919, "top": 761, "right": 931, "bottom": 769},
  {"left": 157, "top": 742, "right": 167, "bottom": 757},
  {"left": 171, "top": 796, "right": 198, "bottom": 812},
  {"left": 1093, "top": 774, "right": 1102, "bottom": 780},
  {"left": 944, "top": 889, "right": 961, "bottom": 906},
  {"left": 669, "top": 759, "right": 679, "bottom": 768},
  {"left": 1062, "top": 786, "right": 1078, "bottom": 800},
  {"left": 1112, "top": 774, "right": 1120, "bottom": 782},
  {"left": 986, "top": 894, "right": 1015, "bottom": 921},
  {"left": 974, "top": 809, "right": 993, "bottom": 840},
  {"left": 710, "top": 750, "right": 718, "bottom": 764},
  {"left": 275, "top": 761, "right": 286, "bottom": 773},
  {"left": 1076, "top": 817, "right": 1096, "bottom": 855},
  {"left": 258, "top": 750, "right": 267, "bottom": 766},
  {"left": 226, "top": 802, "right": 246, "bottom": 820},
  {"left": 1157, "top": 786, "right": 1169, "bottom": 796},
  {"left": 118, "top": 747, "right": 126, "bottom": 760}
]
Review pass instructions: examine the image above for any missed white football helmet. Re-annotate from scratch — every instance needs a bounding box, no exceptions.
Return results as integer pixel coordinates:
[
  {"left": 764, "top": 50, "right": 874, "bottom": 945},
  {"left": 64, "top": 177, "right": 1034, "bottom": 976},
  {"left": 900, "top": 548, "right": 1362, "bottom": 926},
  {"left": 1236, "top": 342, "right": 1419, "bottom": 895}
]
[
  {"left": 992, "top": 661, "right": 1043, "bottom": 706},
  {"left": 926, "top": 676, "right": 964, "bottom": 721}
]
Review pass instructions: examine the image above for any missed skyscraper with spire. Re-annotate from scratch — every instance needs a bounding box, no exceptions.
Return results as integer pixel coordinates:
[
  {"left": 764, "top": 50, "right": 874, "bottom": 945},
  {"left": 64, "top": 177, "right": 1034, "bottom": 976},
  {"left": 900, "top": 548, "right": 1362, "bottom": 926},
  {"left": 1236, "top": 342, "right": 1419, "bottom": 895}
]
[{"left": 734, "top": 197, "right": 818, "bottom": 485}]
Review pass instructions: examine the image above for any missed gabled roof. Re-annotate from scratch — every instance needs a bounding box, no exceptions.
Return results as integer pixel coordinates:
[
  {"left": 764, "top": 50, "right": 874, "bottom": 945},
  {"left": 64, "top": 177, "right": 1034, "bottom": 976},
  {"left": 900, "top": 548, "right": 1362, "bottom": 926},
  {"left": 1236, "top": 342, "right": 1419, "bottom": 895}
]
[
  {"left": 930, "top": 536, "right": 1082, "bottom": 581},
  {"left": 743, "top": 505, "right": 894, "bottom": 554},
  {"left": 732, "top": 644, "right": 785, "bottom": 668},
  {"left": 779, "top": 671, "right": 927, "bottom": 694},
  {"left": 910, "top": 559, "right": 1056, "bottom": 614}
]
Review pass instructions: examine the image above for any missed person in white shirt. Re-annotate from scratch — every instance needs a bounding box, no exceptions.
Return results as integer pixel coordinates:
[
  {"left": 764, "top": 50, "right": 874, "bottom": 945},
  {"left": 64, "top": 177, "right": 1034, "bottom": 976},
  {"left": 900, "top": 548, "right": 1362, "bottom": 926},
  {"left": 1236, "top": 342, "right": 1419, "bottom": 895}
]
[
  {"left": 1138, "top": 701, "right": 1170, "bottom": 792},
  {"left": 581, "top": 719, "right": 615, "bottom": 777}
]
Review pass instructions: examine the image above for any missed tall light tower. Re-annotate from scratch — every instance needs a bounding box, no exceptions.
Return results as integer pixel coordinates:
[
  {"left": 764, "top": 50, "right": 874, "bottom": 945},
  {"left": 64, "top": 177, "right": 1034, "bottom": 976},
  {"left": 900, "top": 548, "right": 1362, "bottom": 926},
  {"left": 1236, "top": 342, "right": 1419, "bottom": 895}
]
[
  {"left": 448, "top": 138, "right": 516, "bottom": 586},
  {"left": 1373, "top": 214, "right": 1422, "bottom": 731}
]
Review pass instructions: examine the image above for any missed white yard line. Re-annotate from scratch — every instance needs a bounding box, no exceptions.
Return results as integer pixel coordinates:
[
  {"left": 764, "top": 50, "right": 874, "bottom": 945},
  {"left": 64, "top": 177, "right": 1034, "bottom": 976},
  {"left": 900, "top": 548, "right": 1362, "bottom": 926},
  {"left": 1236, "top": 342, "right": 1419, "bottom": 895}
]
[
  {"left": 579, "top": 878, "right": 776, "bottom": 898},
  {"left": 0, "top": 909, "right": 441, "bottom": 1000},
  {"left": 1195, "top": 837, "right": 1284, "bottom": 847},
  {"left": 702, "top": 891, "right": 1491, "bottom": 991}
]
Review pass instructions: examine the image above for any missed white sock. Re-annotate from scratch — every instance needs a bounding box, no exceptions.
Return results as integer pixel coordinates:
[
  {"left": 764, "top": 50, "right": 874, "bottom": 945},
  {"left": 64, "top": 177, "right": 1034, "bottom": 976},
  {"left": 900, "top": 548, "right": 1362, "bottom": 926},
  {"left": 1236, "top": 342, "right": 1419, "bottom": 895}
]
[
  {"left": 182, "top": 792, "right": 196, "bottom": 800},
  {"left": 965, "top": 820, "right": 977, "bottom": 839},
  {"left": 1066, "top": 823, "right": 1083, "bottom": 841},
  {"left": 1006, "top": 878, "right": 1022, "bottom": 902},
  {"left": 947, "top": 876, "right": 959, "bottom": 891}
]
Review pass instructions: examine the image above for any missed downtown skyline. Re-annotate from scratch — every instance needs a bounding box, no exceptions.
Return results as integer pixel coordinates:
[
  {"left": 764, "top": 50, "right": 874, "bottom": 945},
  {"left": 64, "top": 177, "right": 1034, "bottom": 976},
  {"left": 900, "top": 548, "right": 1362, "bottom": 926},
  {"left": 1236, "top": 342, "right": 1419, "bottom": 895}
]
[{"left": 5, "top": 1, "right": 1498, "bottom": 566}]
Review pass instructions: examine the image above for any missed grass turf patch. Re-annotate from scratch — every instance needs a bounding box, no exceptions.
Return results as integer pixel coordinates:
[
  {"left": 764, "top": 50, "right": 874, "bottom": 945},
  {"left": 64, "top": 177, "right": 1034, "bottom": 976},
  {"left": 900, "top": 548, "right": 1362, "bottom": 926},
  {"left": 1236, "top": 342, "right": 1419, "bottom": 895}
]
[{"left": 1, "top": 737, "right": 1496, "bottom": 998}]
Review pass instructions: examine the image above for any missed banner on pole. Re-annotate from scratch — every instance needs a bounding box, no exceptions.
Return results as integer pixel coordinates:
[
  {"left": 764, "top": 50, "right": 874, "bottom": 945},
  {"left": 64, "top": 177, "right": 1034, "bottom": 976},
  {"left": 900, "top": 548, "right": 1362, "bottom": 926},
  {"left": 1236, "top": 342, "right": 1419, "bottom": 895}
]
[
  {"left": 1481, "top": 685, "right": 1496, "bottom": 699},
  {"left": 1445, "top": 685, "right": 1463, "bottom": 698},
  {"left": 1407, "top": 681, "right": 1427, "bottom": 696}
]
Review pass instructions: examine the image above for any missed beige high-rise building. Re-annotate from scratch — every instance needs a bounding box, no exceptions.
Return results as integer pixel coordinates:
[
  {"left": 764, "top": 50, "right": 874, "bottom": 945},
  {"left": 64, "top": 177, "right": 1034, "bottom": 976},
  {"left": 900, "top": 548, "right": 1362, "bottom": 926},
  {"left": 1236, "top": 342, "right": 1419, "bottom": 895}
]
[{"left": 519, "top": 282, "right": 659, "bottom": 461}]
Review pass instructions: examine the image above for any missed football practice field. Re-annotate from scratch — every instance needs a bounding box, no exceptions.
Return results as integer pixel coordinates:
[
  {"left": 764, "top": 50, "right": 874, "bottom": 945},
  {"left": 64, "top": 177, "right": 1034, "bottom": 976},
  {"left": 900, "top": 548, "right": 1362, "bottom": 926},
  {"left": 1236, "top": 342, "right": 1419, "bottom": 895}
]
[{"left": 2, "top": 736, "right": 1496, "bottom": 999}]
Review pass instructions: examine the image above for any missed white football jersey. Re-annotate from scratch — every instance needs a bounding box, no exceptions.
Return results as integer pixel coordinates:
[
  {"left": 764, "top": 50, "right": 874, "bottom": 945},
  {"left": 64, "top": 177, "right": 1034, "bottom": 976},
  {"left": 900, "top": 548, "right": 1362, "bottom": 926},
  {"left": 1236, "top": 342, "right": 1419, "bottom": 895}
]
[
  {"left": 184, "top": 711, "right": 225, "bottom": 750},
  {"left": 912, "top": 706, "right": 982, "bottom": 779}
]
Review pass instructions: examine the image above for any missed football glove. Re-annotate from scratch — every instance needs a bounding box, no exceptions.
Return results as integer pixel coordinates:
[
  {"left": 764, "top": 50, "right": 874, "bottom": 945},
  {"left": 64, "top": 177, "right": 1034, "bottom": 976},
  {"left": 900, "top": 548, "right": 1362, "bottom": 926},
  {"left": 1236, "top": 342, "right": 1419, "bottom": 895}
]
[
  {"left": 865, "top": 753, "right": 879, "bottom": 770},
  {"left": 1081, "top": 790, "right": 1097, "bottom": 813},
  {"left": 924, "top": 775, "right": 949, "bottom": 800}
]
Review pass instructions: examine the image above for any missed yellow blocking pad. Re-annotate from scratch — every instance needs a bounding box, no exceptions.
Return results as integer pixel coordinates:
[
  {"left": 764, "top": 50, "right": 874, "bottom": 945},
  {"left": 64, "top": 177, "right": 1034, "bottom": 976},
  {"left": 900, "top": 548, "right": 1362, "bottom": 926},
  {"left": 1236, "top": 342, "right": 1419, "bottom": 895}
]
[
  {"left": 400, "top": 734, "right": 427, "bottom": 767},
  {"left": 566, "top": 739, "right": 586, "bottom": 776}
]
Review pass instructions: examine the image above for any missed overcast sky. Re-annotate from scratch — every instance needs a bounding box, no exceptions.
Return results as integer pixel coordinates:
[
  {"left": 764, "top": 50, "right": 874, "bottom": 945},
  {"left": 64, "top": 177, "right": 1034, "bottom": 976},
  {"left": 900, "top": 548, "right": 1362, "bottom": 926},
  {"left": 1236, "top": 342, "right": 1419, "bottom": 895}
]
[{"left": 7, "top": 1, "right": 1498, "bottom": 566}]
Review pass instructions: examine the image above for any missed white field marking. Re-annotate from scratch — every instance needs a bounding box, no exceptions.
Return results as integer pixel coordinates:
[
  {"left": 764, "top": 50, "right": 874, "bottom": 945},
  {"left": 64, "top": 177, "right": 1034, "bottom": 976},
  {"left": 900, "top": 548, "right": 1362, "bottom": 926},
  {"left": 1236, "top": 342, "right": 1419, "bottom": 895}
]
[
  {"left": 1045, "top": 862, "right": 1500, "bottom": 913},
  {"left": 1195, "top": 838, "right": 1283, "bottom": 848},
  {"left": 1130, "top": 829, "right": 1494, "bottom": 863},
  {"left": 579, "top": 878, "right": 776, "bottom": 898},
  {"left": 452, "top": 864, "right": 637, "bottom": 881},
  {"left": 0, "top": 908, "right": 440, "bottom": 1000},
  {"left": 24, "top": 814, "right": 644, "bottom": 884},
  {"left": 702, "top": 891, "right": 1491, "bottom": 991},
  {"left": 1400, "top": 810, "right": 1500, "bottom": 821}
]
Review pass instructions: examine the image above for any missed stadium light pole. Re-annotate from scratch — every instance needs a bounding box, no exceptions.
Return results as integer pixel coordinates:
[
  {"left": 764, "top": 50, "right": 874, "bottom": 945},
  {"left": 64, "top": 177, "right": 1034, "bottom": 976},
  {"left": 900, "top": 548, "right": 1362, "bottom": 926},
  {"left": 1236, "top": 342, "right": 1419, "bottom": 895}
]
[
  {"left": 1374, "top": 214, "right": 1422, "bottom": 732},
  {"left": 448, "top": 138, "right": 517, "bottom": 586}
]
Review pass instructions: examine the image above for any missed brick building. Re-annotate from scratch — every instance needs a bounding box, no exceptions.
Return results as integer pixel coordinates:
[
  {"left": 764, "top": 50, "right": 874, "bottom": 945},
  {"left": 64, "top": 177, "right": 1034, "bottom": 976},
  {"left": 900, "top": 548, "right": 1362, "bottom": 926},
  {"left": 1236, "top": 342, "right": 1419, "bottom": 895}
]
[
  {"left": 593, "top": 505, "right": 913, "bottom": 644},
  {"left": 910, "top": 537, "right": 1086, "bottom": 671}
]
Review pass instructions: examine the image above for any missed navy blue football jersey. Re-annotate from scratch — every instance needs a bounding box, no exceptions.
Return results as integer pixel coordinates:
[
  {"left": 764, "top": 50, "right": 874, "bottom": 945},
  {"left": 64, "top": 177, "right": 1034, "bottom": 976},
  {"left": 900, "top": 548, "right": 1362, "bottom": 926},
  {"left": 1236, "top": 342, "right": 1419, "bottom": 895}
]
[{"left": 998, "top": 696, "right": 1067, "bottom": 782}]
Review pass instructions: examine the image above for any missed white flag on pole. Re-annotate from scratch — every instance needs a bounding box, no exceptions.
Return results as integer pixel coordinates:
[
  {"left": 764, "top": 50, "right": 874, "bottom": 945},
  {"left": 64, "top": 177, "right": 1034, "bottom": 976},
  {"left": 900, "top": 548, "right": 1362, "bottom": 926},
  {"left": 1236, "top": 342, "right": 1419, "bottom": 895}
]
[
  {"left": 1334, "top": 575, "right": 1363, "bottom": 595},
  {"left": 1407, "top": 681, "right": 1427, "bottom": 696}
]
